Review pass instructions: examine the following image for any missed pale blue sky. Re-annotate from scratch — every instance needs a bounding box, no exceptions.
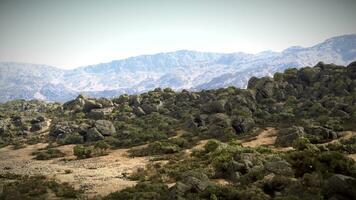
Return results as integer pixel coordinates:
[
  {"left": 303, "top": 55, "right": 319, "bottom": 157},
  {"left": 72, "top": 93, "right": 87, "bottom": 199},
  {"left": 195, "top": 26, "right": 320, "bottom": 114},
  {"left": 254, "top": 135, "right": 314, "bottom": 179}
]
[{"left": 0, "top": 0, "right": 355, "bottom": 69}]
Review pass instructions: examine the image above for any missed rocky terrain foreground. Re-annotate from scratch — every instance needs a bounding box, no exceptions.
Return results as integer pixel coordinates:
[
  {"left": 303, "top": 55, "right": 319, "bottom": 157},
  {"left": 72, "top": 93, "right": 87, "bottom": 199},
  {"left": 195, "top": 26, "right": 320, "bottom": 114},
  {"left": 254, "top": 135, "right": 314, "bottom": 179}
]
[{"left": 1, "top": 61, "right": 356, "bottom": 199}]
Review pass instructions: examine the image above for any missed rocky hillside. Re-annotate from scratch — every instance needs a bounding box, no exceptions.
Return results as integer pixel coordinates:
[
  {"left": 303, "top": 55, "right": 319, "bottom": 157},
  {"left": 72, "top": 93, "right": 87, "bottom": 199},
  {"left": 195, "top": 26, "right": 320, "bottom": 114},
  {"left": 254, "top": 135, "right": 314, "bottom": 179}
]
[
  {"left": 0, "top": 61, "right": 355, "bottom": 199},
  {"left": 1, "top": 34, "right": 355, "bottom": 102}
]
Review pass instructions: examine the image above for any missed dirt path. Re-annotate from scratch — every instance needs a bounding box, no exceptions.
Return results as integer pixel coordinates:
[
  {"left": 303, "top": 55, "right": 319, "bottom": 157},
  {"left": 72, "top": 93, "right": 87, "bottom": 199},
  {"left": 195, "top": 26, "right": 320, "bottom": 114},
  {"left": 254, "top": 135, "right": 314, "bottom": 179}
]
[
  {"left": 0, "top": 143, "right": 149, "bottom": 198},
  {"left": 241, "top": 128, "right": 293, "bottom": 151},
  {"left": 348, "top": 154, "right": 356, "bottom": 161},
  {"left": 242, "top": 128, "right": 277, "bottom": 148}
]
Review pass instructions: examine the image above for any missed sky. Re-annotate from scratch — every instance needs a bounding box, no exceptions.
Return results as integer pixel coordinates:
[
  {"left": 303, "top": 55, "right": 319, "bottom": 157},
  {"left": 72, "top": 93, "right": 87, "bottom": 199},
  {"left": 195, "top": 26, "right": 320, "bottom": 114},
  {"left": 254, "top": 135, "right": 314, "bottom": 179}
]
[{"left": 0, "top": 0, "right": 356, "bottom": 69}]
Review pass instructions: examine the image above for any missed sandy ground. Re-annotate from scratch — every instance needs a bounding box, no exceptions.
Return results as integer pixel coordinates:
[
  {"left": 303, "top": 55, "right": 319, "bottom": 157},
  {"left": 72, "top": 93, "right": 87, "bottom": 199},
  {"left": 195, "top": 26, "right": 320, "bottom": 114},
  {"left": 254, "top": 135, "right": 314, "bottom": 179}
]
[
  {"left": 0, "top": 143, "right": 149, "bottom": 198},
  {"left": 242, "top": 128, "right": 277, "bottom": 148},
  {"left": 241, "top": 128, "right": 293, "bottom": 151}
]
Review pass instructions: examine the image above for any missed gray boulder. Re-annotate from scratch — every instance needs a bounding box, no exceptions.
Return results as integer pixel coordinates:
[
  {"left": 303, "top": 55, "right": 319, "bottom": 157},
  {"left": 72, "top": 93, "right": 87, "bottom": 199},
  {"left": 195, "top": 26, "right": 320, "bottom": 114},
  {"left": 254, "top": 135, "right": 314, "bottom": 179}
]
[
  {"left": 85, "top": 127, "right": 104, "bottom": 142},
  {"left": 49, "top": 122, "right": 77, "bottom": 138},
  {"left": 83, "top": 99, "right": 102, "bottom": 112},
  {"left": 88, "top": 108, "right": 113, "bottom": 119},
  {"left": 169, "top": 170, "right": 210, "bottom": 197},
  {"left": 265, "top": 160, "right": 294, "bottom": 176},
  {"left": 95, "top": 120, "right": 116, "bottom": 136}
]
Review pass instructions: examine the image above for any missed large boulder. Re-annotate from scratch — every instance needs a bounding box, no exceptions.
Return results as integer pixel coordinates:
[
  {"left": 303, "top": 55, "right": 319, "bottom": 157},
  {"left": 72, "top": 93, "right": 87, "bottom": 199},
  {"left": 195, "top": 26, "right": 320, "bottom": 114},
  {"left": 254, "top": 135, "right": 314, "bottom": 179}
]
[
  {"left": 129, "top": 95, "right": 141, "bottom": 107},
  {"left": 206, "top": 113, "right": 234, "bottom": 137},
  {"left": 305, "top": 126, "right": 337, "bottom": 140},
  {"left": 49, "top": 122, "right": 77, "bottom": 139},
  {"left": 132, "top": 106, "right": 146, "bottom": 117},
  {"left": 88, "top": 108, "right": 113, "bottom": 119},
  {"left": 324, "top": 174, "right": 356, "bottom": 199},
  {"left": 232, "top": 116, "right": 255, "bottom": 134},
  {"left": 63, "top": 95, "right": 86, "bottom": 111},
  {"left": 95, "top": 120, "right": 116, "bottom": 136},
  {"left": 169, "top": 170, "right": 210, "bottom": 197},
  {"left": 83, "top": 99, "right": 102, "bottom": 112},
  {"left": 141, "top": 103, "right": 159, "bottom": 114},
  {"left": 275, "top": 126, "right": 305, "bottom": 147},
  {"left": 248, "top": 77, "right": 276, "bottom": 101},
  {"left": 265, "top": 160, "right": 294, "bottom": 176},
  {"left": 63, "top": 95, "right": 104, "bottom": 113},
  {"left": 85, "top": 127, "right": 104, "bottom": 142}
]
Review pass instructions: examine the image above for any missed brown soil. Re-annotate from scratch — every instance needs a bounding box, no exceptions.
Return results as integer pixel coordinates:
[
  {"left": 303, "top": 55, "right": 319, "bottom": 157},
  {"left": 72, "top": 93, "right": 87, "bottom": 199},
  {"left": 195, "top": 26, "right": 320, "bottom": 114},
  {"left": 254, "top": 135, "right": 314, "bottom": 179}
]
[
  {"left": 242, "top": 128, "right": 277, "bottom": 148},
  {"left": 0, "top": 143, "right": 149, "bottom": 198},
  {"left": 241, "top": 128, "right": 293, "bottom": 151}
]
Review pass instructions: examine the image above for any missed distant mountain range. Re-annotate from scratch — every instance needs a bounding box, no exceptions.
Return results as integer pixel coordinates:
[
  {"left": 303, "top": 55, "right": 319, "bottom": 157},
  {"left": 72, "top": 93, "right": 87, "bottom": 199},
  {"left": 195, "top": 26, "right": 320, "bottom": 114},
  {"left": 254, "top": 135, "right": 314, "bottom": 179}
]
[{"left": 0, "top": 34, "right": 355, "bottom": 102}]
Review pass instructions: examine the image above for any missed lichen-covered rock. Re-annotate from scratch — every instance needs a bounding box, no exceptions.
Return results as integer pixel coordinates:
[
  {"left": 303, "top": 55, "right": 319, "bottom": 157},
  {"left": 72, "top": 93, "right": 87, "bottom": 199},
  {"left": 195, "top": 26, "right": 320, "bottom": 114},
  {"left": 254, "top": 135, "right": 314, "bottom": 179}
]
[
  {"left": 265, "top": 160, "right": 294, "bottom": 176},
  {"left": 94, "top": 120, "right": 116, "bottom": 136},
  {"left": 169, "top": 170, "right": 210, "bottom": 197},
  {"left": 88, "top": 108, "right": 113, "bottom": 119},
  {"left": 305, "top": 126, "right": 337, "bottom": 140},
  {"left": 49, "top": 122, "right": 77, "bottom": 139},
  {"left": 275, "top": 126, "right": 305, "bottom": 147},
  {"left": 85, "top": 127, "right": 104, "bottom": 142},
  {"left": 83, "top": 99, "right": 102, "bottom": 112}
]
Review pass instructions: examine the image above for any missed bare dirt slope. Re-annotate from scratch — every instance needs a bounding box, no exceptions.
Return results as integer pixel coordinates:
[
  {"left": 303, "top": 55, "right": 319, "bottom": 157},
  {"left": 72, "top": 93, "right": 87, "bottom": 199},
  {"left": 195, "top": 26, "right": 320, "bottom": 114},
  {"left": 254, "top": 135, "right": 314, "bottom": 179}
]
[
  {"left": 242, "top": 128, "right": 277, "bottom": 148},
  {"left": 0, "top": 143, "right": 149, "bottom": 198}
]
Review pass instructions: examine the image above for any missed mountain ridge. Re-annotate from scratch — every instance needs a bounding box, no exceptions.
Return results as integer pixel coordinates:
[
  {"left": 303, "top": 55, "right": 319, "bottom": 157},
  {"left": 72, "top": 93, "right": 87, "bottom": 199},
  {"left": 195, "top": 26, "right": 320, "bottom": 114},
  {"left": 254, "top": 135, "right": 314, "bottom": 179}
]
[{"left": 0, "top": 34, "right": 355, "bottom": 102}]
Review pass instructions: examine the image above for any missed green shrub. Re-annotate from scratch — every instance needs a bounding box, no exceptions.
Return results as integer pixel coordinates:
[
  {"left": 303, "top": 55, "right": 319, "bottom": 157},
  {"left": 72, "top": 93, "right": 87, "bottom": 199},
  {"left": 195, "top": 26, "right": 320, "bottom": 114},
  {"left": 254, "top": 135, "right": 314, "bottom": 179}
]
[
  {"left": 62, "top": 132, "right": 84, "bottom": 144},
  {"left": 33, "top": 148, "right": 65, "bottom": 160},
  {"left": 103, "top": 181, "right": 169, "bottom": 200},
  {"left": 73, "top": 145, "right": 93, "bottom": 159}
]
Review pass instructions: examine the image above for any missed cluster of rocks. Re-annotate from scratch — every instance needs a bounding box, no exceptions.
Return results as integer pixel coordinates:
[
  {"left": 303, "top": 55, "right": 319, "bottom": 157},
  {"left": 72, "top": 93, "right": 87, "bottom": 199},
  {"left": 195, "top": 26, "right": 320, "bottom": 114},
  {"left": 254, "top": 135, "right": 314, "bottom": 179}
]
[
  {"left": 49, "top": 119, "right": 116, "bottom": 142},
  {"left": 275, "top": 125, "right": 340, "bottom": 147}
]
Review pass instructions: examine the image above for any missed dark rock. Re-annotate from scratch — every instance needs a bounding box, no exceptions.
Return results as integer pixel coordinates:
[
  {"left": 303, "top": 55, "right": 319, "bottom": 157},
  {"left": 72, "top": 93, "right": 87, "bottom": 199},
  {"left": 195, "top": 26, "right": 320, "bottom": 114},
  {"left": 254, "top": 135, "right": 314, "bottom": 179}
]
[
  {"left": 232, "top": 116, "right": 255, "bottom": 134},
  {"left": 85, "top": 127, "right": 104, "bottom": 142},
  {"left": 30, "top": 123, "right": 43, "bottom": 132},
  {"left": 49, "top": 122, "right": 76, "bottom": 138},
  {"left": 347, "top": 61, "right": 356, "bottom": 79},
  {"left": 306, "top": 126, "right": 338, "bottom": 140},
  {"left": 324, "top": 174, "right": 356, "bottom": 199},
  {"left": 132, "top": 106, "right": 146, "bottom": 116}
]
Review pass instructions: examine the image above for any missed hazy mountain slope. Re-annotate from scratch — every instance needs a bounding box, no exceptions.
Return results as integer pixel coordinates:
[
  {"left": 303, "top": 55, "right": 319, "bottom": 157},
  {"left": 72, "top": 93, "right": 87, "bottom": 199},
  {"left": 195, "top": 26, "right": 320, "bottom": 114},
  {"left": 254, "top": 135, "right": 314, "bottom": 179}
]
[{"left": 0, "top": 34, "right": 355, "bottom": 102}]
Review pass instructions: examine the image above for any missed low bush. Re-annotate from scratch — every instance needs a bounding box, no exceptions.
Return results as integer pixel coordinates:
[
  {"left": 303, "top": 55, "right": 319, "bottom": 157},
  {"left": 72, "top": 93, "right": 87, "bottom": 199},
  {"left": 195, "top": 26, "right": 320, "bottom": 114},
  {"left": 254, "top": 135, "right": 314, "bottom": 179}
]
[
  {"left": 73, "top": 145, "right": 93, "bottom": 159},
  {"left": 33, "top": 148, "right": 65, "bottom": 160}
]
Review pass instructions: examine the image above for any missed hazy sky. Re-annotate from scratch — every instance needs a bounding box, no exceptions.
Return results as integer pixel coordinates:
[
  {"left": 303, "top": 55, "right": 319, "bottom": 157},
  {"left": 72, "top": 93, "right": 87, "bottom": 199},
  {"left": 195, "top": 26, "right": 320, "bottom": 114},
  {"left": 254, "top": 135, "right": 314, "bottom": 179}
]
[{"left": 0, "top": 0, "right": 356, "bottom": 69}]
